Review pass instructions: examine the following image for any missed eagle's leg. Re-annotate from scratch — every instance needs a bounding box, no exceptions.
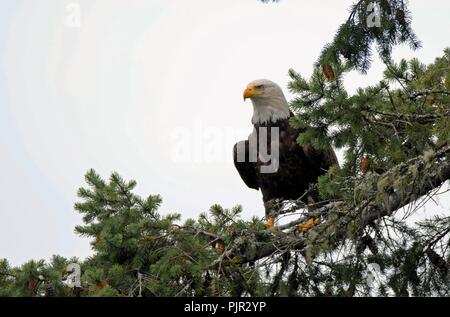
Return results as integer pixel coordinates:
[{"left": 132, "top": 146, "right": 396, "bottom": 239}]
[
  {"left": 266, "top": 216, "right": 275, "bottom": 229},
  {"left": 297, "top": 192, "right": 321, "bottom": 232},
  {"left": 297, "top": 217, "right": 319, "bottom": 232},
  {"left": 264, "top": 200, "right": 277, "bottom": 229}
]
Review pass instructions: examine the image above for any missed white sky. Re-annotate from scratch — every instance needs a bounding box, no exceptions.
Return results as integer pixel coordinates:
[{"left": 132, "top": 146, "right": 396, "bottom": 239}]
[{"left": 0, "top": 0, "right": 449, "bottom": 265}]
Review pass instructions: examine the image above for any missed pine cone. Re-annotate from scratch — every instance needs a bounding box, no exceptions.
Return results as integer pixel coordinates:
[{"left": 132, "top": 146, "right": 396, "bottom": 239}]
[
  {"left": 215, "top": 240, "right": 225, "bottom": 254},
  {"left": 426, "top": 249, "right": 448, "bottom": 275},
  {"left": 94, "top": 280, "right": 109, "bottom": 293},
  {"left": 322, "top": 64, "right": 335, "bottom": 81},
  {"left": 396, "top": 9, "right": 406, "bottom": 26},
  {"left": 28, "top": 274, "right": 37, "bottom": 294},
  {"left": 360, "top": 157, "right": 370, "bottom": 176}
]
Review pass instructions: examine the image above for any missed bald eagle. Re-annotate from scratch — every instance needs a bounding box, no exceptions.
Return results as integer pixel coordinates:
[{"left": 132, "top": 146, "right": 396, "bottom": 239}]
[{"left": 233, "top": 79, "right": 338, "bottom": 226}]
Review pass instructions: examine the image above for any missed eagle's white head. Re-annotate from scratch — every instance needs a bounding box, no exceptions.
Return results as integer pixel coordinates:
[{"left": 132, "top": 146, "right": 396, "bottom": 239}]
[{"left": 243, "top": 79, "right": 290, "bottom": 125}]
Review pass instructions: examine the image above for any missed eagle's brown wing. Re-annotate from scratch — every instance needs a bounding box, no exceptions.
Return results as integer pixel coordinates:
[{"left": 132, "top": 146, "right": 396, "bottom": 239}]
[
  {"left": 233, "top": 141, "right": 259, "bottom": 190},
  {"left": 285, "top": 123, "right": 339, "bottom": 171},
  {"left": 302, "top": 143, "right": 339, "bottom": 172}
]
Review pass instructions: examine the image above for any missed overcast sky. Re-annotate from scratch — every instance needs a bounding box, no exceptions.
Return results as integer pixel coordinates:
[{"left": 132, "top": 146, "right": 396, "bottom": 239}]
[{"left": 1, "top": 0, "right": 449, "bottom": 265}]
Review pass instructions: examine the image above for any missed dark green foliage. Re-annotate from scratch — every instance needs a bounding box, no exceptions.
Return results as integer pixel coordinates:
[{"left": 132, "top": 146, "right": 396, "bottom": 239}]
[
  {"left": 72, "top": 170, "right": 268, "bottom": 296},
  {"left": 287, "top": 38, "right": 449, "bottom": 294},
  {"left": 290, "top": 49, "right": 450, "bottom": 202},
  {"left": 1, "top": 167, "right": 447, "bottom": 296},
  {"left": 318, "top": 0, "right": 421, "bottom": 73},
  {"left": 0, "top": 170, "right": 270, "bottom": 296},
  {"left": 0, "top": 256, "right": 80, "bottom": 297}
]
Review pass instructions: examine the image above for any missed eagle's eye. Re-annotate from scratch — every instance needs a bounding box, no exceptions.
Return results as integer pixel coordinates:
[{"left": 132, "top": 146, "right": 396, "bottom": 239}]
[{"left": 254, "top": 85, "right": 264, "bottom": 90}]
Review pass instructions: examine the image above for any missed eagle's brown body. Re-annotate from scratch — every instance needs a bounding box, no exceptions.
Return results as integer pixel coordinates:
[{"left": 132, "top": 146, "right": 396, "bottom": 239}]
[
  {"left": 233, "top": 114, "right": 338, "bottom": 217},
  {"left": 234, "top": 79, "right": 338, "bottom": 218}
]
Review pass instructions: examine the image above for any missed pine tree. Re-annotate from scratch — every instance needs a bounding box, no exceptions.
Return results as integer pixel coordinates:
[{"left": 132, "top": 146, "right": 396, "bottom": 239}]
[{"left": 1, "top": 0, "right": 449, "bottom": 297}]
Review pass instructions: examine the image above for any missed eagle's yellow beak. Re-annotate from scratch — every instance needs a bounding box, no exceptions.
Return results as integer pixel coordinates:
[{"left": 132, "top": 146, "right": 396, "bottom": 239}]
[{"left": 243, "top": 85, "right": 261, "bottom": 100}]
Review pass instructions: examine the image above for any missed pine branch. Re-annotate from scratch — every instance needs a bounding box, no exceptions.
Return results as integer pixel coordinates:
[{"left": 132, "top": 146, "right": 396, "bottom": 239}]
[
  {"left": 364, "top": 108, "right": 450, "bottom": 124},
  {"left": 408, "top": 90, "right": 450, "bottom": 100}
]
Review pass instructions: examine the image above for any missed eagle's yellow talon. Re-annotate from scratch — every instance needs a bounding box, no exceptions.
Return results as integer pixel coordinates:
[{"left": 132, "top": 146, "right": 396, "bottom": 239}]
[
  {"left": 266, "top": 217, "right": 275, "bottom": 229},
  {"left": 298, "top": 217, "right": 319, "bottom": 232}
]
